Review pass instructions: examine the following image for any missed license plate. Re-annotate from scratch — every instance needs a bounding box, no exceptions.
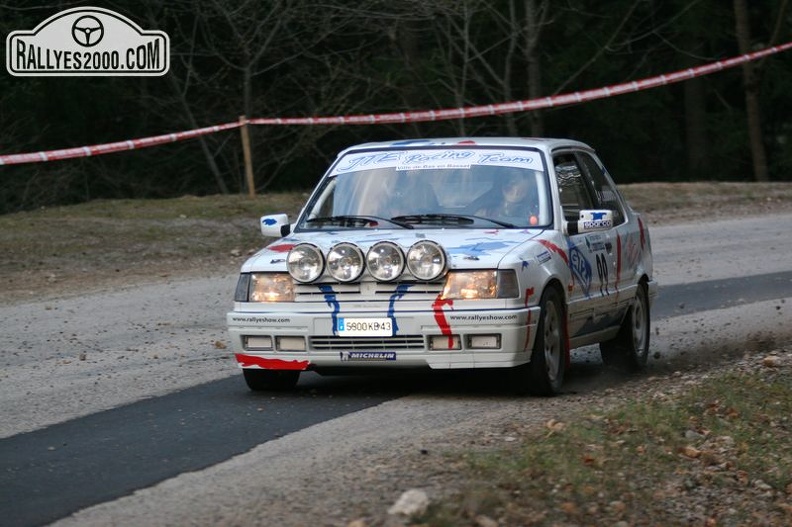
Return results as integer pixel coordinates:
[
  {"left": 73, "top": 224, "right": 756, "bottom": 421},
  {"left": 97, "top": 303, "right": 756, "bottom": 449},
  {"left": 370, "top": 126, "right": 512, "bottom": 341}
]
[{"left": 337, "top": 317, "right": 393, "bottom": 337}]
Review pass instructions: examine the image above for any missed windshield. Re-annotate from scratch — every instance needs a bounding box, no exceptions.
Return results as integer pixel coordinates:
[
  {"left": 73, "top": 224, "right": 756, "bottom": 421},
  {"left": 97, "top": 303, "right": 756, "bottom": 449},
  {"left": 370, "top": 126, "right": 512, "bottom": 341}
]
[{"left": 297, "top": 147, "right": 552, "bottom": 230}]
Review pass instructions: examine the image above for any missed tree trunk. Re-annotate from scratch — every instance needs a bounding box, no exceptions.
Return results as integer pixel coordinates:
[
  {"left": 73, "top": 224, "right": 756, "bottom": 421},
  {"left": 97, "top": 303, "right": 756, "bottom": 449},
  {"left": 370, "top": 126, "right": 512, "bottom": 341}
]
[
  {"left": 684, "top": 77, "right": 710, "bottom": 178},
  {"left": 167, "top": 72, "right": 230, "bottom": 194},
  {"left": 733, "top": 0, "right": 769, "bottom": 181},
  {"left": 524, "top": 0, "right": 543, "bottom": 136}
]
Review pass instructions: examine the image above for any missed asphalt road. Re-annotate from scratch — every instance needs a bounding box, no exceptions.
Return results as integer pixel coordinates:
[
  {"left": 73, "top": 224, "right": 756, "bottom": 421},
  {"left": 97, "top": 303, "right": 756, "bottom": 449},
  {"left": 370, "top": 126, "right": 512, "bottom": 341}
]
[{"left": 1, "top": 213, "right": 791, "bottom": 526}]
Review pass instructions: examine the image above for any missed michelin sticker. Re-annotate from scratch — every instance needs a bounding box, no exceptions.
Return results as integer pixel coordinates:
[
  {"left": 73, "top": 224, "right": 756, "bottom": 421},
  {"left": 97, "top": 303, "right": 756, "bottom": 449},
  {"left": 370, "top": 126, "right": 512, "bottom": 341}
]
[
  {"left": 340, "top": 351, "right": 397, "bottom": 362},
  {"left": 6, "top": 6, "right": 169, "bottom": 76}
]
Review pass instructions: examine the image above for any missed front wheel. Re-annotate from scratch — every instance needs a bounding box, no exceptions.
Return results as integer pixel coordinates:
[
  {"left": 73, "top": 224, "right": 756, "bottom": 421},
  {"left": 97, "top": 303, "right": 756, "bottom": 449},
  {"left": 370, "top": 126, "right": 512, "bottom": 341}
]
[
  {"left": 510, "top": 287, "right": 567, "bottom": 396},
  {"left": 243, "top": 369, "right": 300, "bottom": 391},
  {"left": 600, "top": 282, "right": 650, "bottom": 372}
]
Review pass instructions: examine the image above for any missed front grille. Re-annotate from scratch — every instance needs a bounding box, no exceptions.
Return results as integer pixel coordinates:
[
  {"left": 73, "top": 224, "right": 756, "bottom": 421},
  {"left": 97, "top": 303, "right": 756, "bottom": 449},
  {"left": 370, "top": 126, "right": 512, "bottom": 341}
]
[
  {"left": 310, "top": 335, "right": 426, "bottom": 351},
  {"left": 295, "top": 279, "right": 444, "bottom": 302}
]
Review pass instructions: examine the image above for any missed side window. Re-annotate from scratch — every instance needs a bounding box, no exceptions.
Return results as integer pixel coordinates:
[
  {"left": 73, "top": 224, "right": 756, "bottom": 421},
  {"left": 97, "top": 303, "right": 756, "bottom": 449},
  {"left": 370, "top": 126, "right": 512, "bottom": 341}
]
[
  {"left": 579, "top": 152, "right": 625, "bottom": 225},
  {"left": 553, "top": 154, "right": 593, "bottom": 222}
]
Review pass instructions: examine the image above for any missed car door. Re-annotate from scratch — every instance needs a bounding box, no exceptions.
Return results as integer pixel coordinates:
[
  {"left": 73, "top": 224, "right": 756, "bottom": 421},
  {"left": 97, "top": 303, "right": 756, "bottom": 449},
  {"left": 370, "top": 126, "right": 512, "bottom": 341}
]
[
  {"left": 552, "top": 152, "right": 611, "bottom": 338},
  {"left": 576, "top": 151, "right": 630, "bottom": 321}
]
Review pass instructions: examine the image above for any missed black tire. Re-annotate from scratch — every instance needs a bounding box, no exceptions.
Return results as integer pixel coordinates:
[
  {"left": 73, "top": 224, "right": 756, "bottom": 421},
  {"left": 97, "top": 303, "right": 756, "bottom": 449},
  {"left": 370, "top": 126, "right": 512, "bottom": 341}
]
[
  {"left": 600, "top": 282, "right": 650, "bottom": 372},
  {"left": 511, "top": 287, "right": 567, "bottom": 396},
  {"left": 243, "top": 369, "right": 300, "bottom": 391}
]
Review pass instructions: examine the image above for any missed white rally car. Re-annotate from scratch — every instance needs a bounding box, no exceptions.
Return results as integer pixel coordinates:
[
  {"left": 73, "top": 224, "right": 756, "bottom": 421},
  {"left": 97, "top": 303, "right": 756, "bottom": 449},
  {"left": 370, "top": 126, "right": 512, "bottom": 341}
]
[{"left": 227, "top": 138, "right": 657, "bottom": 395}]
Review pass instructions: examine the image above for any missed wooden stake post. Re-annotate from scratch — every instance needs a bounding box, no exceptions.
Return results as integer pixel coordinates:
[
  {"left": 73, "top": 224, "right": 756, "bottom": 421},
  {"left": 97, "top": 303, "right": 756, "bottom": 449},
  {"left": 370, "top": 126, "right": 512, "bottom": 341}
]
[{"left": 239, "top": 115, "right": 255, "bottom": 197}]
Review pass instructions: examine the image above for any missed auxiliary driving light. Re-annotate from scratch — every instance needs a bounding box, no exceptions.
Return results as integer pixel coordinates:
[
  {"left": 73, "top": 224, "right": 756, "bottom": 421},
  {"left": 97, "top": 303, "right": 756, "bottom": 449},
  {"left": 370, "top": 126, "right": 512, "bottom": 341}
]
[
  {"left": 287, "top": 243, "right": 325, "bottom": 283},
  {"left": 406, "top": 240, "right": 447, "bottom": 281},
  {"left": 327, "top": 242, "right": 364, "bottom": 282},
  {"left": 366, "top": 241, "right": 405, "bottom": 281}
]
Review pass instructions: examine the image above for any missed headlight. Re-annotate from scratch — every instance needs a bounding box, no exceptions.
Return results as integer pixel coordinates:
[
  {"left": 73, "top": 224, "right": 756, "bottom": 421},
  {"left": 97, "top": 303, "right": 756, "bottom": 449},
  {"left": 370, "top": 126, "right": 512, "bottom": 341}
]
[
  {"left": 441, "top": 270, "right": 519, "bottom": 300},
  {"left": 287, "top": 243, "right": 325, "bottom": 283},
  {"left": 406, "top": 240, "right": 446, "bottom": 281},
  {"left": 243, "top": 273, "right": 295, "bottom": 302},
  {"left": 327, "top": 242, "right": 364, "bottom": 282},
  {"left": 366, "top": 242, "right": 405, "bottom": 281}
]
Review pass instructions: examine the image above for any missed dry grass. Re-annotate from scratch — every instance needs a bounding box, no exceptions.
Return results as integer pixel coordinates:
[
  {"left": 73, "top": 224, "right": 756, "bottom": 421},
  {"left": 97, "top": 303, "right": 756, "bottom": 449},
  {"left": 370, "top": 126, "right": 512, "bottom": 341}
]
[
  {"left": 422, "top": 352, "right": 792, "bottom": 526},
  {"left": 0, "top": 193, "right": 306, "bottom": 302}
]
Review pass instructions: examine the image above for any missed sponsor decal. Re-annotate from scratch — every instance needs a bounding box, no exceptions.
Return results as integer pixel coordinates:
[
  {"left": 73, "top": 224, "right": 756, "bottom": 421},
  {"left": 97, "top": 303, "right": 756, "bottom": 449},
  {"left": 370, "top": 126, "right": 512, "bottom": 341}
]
[
  {"left": 7, "top": 6, "right": 169, "bottom": 76},
  {"left": 538, "top": 239, "right": 569, "bottom": 265},
  {"left": 339, "top": 351, "right": 397, "bottom": 361},
  {"left": 585, "top": 234, "right": 606, "bottom": 253},
  {"left": 331, "top": 149, "right": 543, "bottom": 175},
  {"left": 582, "top": 219, "right": 613, "bottom": 229},
  {"left": 230, "top": 315, "right": 291, "bottom": 324},
  {"left": 579, "top": 211, "right": 613, "bottom": 230},
  {"left": 448, "top": 313, "right": 519, "bottom": 322},
  {"left": 569, "top": 244, "right": 593, "bottom": 296}
]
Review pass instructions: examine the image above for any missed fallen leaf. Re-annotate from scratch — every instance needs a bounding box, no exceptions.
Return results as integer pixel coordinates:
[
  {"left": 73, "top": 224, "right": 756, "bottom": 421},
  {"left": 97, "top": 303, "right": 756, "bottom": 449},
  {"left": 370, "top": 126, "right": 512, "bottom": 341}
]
[
  {"left": 545, "top": 419, "right": 566, "bottom": 433},
  {"left": 680, "top": 445, "right": 701, "bottom": 459}
]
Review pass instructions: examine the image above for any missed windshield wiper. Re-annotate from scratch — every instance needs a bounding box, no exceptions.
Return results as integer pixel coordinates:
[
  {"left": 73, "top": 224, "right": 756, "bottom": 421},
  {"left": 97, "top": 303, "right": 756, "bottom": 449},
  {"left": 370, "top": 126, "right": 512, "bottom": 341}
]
[
  {"left": 305, "top": 215, "right": 413, "bottom": 229},
  {"left": 468, "top": 215, "right": 518, "bottom": 228},
  {"left": 392, "top": 213, "right": 516, "bottom": 228}
]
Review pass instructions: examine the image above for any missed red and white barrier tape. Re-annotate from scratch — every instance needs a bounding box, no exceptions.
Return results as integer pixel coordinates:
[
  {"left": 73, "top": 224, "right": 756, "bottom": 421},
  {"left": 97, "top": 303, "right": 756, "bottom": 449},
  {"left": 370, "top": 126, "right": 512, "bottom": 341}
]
[
  {"left": 250, "top": 42, "right": 792, "bottom": 125},
  {"left": 0, "top": 122, "right": 242, "bottom": 166},
  {"left": 2, "top": 42, "right": 790, "bottom": 166}
]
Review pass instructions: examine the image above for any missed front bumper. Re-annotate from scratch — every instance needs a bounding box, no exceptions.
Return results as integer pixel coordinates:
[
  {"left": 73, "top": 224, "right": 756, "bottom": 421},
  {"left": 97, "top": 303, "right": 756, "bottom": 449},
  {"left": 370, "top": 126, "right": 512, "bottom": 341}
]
[{"left": 227, "top": 306, "right": 541, "bottom": 371}]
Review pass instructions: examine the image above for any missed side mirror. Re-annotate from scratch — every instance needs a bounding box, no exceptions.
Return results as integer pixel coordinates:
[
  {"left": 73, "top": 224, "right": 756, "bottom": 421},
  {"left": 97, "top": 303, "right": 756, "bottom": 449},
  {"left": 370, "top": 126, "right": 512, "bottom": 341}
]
[
  {"left": 260, "top": 214, "right": 291, "bottom": 237},
  {"left": 566, "top": 210, "right": 613, "bottom": 235}
]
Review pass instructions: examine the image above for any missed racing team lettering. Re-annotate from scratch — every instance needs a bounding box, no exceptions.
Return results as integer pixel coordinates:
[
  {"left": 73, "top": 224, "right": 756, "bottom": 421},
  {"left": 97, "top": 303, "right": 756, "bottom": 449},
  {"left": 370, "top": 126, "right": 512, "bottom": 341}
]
[{"left": 332, "top": 148, "right": 543, "bottom": 175}]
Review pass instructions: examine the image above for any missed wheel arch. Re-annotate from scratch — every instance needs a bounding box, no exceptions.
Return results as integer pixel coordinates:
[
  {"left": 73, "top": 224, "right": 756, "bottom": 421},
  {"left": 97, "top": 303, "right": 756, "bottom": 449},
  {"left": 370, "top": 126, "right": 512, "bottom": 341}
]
[{"left": 538, "top": 278, "right": 571, "bottom": 366}]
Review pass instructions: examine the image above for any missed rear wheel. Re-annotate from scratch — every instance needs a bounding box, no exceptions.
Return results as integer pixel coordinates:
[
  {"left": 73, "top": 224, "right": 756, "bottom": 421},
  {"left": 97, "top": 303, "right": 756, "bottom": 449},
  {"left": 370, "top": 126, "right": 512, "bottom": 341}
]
[
  {"left": 243, "top": 369, "right": 300, "bottom": 391},
  {"left": 511, "top": 287, "right": 567, "bottom": 396},
  {"left": 600, "top": 282, "right": 650, "bottom": 372}
]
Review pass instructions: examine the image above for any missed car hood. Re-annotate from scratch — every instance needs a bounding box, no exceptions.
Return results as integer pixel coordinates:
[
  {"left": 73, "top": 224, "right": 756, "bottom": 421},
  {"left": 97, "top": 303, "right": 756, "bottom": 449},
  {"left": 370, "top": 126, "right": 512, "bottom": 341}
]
[{"left": 240, "top": 228, "right": 549, "bottom": 273}]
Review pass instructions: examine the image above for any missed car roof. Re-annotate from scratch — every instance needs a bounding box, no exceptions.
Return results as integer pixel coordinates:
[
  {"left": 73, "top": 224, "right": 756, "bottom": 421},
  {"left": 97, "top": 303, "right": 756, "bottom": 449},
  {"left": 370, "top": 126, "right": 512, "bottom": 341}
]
[{"left": 337, "top": 137, "right": 594, "bottom": 157}]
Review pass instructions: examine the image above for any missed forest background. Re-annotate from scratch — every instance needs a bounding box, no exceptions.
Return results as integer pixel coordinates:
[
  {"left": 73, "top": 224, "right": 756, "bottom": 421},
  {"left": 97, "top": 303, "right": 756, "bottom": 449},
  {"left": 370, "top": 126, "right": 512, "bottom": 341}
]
[{"left": 1, "top": 0, "right": 790, "bottom": 214}]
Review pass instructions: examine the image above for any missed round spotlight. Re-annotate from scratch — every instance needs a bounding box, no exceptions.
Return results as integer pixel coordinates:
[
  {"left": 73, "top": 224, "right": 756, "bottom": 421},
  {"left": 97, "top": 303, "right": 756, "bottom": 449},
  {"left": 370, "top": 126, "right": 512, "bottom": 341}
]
[
  {"left": 287, "top": 243, "right": 325, "bottom": 283},
  {"left": 327, "top": 242, "right": 364, "bottom": 282},
  {"left": 406, "top": 240, "right": 447, "bottom": 281},
  {"left": 366, "top": 242, "right": 405, "bottom": 282}
]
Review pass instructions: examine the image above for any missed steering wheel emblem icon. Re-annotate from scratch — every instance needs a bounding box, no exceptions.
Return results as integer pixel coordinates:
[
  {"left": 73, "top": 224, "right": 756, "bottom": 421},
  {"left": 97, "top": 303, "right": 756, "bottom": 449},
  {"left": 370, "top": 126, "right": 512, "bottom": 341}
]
[{"left": 71, "top": 15, "right": 104, "bottom": 47}]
